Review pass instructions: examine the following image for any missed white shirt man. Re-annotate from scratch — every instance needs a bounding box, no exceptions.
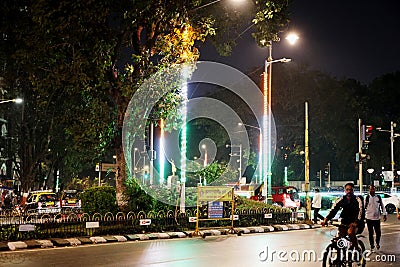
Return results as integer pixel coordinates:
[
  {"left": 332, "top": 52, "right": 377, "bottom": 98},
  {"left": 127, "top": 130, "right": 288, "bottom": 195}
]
[
  {"left": 312, "top": 189, "right": 324, "bottom": 224},
  {"left": 365, "top": 185, "right": 387, "bottom": 251}
]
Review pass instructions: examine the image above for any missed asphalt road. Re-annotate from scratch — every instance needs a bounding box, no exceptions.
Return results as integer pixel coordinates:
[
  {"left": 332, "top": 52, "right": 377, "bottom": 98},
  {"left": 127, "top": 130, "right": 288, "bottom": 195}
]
[{"left": 1, "top": 214, "right": 399, "bottom": 267}]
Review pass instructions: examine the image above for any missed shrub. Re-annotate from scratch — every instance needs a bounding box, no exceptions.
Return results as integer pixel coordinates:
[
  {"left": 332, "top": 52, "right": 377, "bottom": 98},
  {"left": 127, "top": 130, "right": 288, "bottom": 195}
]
[{"left": 80, "top": 186, "right": 118, "bottom": 214}]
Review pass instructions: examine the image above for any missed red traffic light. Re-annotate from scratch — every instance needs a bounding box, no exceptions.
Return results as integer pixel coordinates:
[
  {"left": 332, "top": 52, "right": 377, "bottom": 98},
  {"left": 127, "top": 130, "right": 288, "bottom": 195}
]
[{"left": 362, "top": 125, "right": 373, "bottom": 140}]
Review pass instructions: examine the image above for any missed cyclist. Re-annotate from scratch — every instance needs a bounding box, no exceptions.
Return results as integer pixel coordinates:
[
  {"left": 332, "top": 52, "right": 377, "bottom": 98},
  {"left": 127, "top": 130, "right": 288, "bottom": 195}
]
[{"left": 322, "top": 182, "right": 364, "bottom": 249}]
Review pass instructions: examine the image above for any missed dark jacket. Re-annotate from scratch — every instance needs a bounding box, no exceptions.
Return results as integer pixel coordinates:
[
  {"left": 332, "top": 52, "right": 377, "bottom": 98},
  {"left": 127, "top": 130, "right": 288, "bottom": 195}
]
[{"left": 325, "top": 194, "right": 363, "bottom": 225}]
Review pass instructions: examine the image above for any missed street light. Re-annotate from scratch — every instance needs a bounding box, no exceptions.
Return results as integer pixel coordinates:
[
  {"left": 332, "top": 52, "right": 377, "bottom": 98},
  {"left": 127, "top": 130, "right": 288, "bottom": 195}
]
[
  {"left": 238, "top": 122, "right": 262, "bottom": 183},
  {"left": 261, "top": 34, "right": 298, "bottom": 204},
  {"left": 376, "top": 121, "right": 400, "bottom": 192},
  {"left": 0, "top": 98, "right": 23, "bottom": 104},
  {"left": 367, "top": 168, "right": 374, "bottom": 185},
  {"left": 190, "top": 0, "right": 245, "bottom": 11}
]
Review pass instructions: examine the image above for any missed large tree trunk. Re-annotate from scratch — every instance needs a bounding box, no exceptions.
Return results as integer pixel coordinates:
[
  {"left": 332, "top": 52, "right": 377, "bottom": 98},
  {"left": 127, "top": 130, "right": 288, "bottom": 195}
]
[
  {"left": 114, "top": 91, "right": 129, "bottom": 210},
  {"left": 115, "top": 145, "right": 128, "bottom": 210}
]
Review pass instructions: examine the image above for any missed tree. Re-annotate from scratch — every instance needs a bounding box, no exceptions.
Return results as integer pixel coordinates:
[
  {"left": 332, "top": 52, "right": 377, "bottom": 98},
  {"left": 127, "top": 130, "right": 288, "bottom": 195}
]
[{"left": 1, "top": 0, "right": 290, "bottom": 206}]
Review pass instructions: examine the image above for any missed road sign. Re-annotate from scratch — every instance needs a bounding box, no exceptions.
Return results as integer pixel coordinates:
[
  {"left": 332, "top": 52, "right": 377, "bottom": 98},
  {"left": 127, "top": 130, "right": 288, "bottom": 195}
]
[
  {"left": 102, "top": 163, "right": 117, "bottom": 172},
  {"left": 189, "top": 217, "right": 197, "bottom": 222},
  {"left": 198, "top": 186, "right": 233, "bottom": 202},
  {"left": 140, "top": 219, "right": 151, "bottom": 226},
  {"left": 208, "top": 201, "right": 223, "bottom": 219}
]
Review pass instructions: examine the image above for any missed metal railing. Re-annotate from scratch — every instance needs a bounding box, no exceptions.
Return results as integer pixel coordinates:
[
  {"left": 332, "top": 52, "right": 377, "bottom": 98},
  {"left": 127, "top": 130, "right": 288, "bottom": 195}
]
[{"left": 0, "top": 208, "right": 301, "bottom": 241}]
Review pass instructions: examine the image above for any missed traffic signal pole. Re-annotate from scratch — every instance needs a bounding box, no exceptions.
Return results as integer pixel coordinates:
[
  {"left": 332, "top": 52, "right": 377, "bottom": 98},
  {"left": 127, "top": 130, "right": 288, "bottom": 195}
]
[{"left": 358, "top": 119, "right": 363, "bottom": 194}]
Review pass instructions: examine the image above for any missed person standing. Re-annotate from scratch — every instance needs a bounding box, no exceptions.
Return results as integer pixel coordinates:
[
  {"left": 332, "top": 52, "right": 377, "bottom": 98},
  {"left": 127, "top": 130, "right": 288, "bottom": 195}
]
[
  {"left": 311, "top": 188, "right": 324, "bottom": 224},
  {"left": 365, "top": 185, "right": 387, "bottom": 251}
]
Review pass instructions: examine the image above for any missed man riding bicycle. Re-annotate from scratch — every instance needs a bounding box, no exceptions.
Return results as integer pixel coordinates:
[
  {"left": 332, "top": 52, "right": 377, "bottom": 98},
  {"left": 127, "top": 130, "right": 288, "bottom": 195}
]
[{"left": 322, "top": 182, "right": 364, "bottom": 249}]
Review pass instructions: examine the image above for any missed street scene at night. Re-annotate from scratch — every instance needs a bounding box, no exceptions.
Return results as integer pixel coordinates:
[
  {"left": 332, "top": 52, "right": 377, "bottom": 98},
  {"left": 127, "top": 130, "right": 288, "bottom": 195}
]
[{"left": 1, "top": 0, "right": 400, "bottom": 266}]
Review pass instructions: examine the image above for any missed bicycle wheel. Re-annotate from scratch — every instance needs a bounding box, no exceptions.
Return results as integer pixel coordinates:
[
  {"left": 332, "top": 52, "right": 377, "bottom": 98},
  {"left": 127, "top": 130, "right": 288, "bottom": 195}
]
[
  {"left": 346, "top": 239, "right": 366, "bottom": 267},
  {"left": 323, "top": 243, "right": 346, "bottom": 267}
]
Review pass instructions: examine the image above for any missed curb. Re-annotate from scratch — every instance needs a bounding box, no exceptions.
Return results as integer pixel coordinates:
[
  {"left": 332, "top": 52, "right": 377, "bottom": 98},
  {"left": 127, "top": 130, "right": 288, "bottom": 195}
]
[{"left": 0, "top": 224, "right": 317, "bottom": 251}]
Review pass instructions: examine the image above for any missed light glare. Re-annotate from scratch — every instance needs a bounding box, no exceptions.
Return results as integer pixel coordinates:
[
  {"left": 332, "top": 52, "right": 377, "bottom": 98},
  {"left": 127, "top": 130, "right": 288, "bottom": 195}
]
[{"left": 286, "top": 33, "right": 299, "bottom": 45}]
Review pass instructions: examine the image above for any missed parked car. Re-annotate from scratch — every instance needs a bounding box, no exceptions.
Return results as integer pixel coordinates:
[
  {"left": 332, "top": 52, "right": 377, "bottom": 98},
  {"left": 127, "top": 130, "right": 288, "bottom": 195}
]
[
  {"left": 60, "top": 190, "right": 81, "bottom": 210},
  {"left": 25, "top": 191, "right": 61, "bottom": 214}
]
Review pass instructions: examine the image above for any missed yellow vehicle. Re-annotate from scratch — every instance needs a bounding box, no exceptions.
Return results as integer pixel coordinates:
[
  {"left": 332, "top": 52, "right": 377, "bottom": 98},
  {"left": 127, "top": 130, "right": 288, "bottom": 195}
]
[
  {"left": 60, "top": 190, "right": 81, "bottom": 210},
  {"left": 25, "top": 191, "right": 61, "bottom": 214}
]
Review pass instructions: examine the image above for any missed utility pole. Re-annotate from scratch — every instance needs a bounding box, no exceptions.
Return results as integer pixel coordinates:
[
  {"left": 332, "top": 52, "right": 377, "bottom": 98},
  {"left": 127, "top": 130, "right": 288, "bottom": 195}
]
[
  {"left": 304, "top": 102, "right": 311, "bottom": 222},
  {"left": 358, "top": 119, "right": 363, "bottom": 194},
  {"left": 390, "top": 121, "right": 395, "bottom": 192}
]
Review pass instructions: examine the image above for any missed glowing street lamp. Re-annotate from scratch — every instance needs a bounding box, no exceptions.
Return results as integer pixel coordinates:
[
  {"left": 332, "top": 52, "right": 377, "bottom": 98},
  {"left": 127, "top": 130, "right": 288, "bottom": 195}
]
[
  {"left": 261, "top": 34, "right": 298, "bottom": 204},
  {"left": 367, "top": 168, "right": 374, "bottom": 185},
  {"left": 0, "top": 98, "right": 23, "bottom": 104},
  {"left": 190, "top": 0, "right": 245, "bottom": 11}
]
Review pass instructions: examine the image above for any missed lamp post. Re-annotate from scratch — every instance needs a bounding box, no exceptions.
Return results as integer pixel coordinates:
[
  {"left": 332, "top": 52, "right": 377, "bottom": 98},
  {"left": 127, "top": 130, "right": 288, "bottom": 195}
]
[
  {"left": 367, "top": 168, "right": 374, "bottom": 185},
  {"left": 132, "top": 147, "right": 138, "bottom": 177},
  {"left": 0, "top": 98, "right": 23, "bottom": 104},
  {"left": 0, "top": 97, "right": 23, "bottom": 187},
  {"left": 261, "top": 35, "right": 297, "bottom": 204},
  {"left": 377, "top": 121, "right": 400, "bottom": 192}
]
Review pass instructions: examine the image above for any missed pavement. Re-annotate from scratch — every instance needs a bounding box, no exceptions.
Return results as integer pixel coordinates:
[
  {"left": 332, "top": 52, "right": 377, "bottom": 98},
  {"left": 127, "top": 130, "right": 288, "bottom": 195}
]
[{"left": 0, "top": 223, "right": 322, "bottom": 252}]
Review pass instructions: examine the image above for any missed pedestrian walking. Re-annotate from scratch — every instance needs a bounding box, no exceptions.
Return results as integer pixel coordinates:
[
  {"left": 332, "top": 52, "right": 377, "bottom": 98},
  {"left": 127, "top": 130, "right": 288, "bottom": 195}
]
[
  {"left": 312, "top": 188, "right": 324, "bottom": 224},
  {"left": 365, "top": 185, "right": 387, "bottom": 252}
]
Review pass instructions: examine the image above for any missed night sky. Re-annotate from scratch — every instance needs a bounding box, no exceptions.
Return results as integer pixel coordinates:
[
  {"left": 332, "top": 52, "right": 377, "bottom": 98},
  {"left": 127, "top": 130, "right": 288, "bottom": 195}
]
[{"left": 199, "top": 0, "right": 400, "bottom": 84}]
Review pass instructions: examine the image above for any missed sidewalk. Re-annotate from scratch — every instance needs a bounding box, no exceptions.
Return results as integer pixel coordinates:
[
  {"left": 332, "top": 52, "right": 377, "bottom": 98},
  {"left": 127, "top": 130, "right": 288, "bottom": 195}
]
[{"left": 0, "top": 223, "right": 321, "bottom": 252}]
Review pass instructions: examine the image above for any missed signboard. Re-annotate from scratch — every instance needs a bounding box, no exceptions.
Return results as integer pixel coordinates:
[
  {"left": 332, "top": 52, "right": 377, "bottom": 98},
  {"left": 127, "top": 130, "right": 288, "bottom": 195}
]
[
  {"left": 382, "top": 171, "right": 394, "bottom": 181},
  {"left": 230, "top": 214, "right": 239, "bottom": 220},
  {"left": 19, "top": 224, "right": 35, "bottom": 232},
  {"left": 140, "top": 219, "right": 151, "bottom": 226},
  {"left": 208, "top": 201, "right": 224, "bottom": 218},
  {"left": 102, "top": 163, "right": 117, "bottom": 172},
  {"left": 198, "top": 186, "right": 233, "bottom": 202},
  {"left": 264, "top": 213, "right": 273, "bottom": 219},
  {"left": 189, "top": 217, "right": 197, "bottom": 223},
  {"left": 86, "top": 222, "right": 100, "bottom": 228}
]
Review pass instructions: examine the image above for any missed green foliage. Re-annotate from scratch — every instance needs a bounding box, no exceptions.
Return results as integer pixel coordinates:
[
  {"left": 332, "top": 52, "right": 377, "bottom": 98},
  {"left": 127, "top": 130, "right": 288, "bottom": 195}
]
[
  {"left": 123, "top": 178, "right": 155, "bottom": 212},
  {"left": 235, "top": 195, "right": 289, "bottom": 212},
  {"left": 80, "top": 186, "right": 118, "bottom": 214}
]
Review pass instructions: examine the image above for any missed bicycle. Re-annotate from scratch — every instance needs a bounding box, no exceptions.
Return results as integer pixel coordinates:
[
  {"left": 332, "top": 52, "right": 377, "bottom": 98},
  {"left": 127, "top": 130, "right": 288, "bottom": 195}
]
[{"left": 322, "top": 224, "right": 366, "bottom": 267}]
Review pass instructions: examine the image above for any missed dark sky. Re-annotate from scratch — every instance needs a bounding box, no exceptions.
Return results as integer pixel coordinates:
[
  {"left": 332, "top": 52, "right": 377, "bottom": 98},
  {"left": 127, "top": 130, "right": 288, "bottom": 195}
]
[{"left": 199, "top": 0, "right": 400, "bottom": 84}]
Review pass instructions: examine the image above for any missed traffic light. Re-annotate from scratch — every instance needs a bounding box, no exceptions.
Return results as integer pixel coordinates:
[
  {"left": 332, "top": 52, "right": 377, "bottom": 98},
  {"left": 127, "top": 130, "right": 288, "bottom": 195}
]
[
  {"left": 361, "top": 125, "right": 373, "bottom": 149},
  {"left": 324, "top": 163, "right": 330, "bottom": 177}
]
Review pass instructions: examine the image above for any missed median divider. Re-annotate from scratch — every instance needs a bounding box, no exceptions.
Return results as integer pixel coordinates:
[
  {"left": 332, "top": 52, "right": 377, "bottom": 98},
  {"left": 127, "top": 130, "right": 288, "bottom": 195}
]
[{"left": 0, "top": 223, "right": 317, "bottom": 251}]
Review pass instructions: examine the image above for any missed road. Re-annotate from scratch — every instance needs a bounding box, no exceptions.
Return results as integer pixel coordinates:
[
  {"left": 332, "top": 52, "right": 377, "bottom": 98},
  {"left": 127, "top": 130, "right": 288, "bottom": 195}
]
[{"left": 1, "top": 214, "right": 399, "bottom": 267}]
